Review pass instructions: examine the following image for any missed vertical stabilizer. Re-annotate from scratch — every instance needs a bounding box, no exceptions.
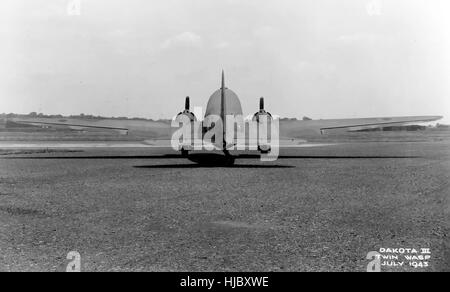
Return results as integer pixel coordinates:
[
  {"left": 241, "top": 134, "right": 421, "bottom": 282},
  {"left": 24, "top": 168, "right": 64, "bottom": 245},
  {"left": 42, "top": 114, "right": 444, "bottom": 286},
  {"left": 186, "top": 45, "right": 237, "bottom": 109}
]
[
  {"left": 221, "top": 70, "right": 225, "bottom": 90},
  {"left": 220, "top": 70, "right": 227, "bottom": 149}
]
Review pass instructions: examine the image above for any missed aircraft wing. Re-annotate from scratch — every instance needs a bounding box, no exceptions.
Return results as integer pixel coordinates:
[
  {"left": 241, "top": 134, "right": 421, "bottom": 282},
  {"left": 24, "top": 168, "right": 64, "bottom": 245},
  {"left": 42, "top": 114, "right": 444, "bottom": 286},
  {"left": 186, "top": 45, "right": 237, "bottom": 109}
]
[
  {"left": 279, "top": 115, "right": 443, "bottom": 137},
  {"left": 8, "top": 115, "right": 443, "bottom": 142},
  {"left": 9, "top": 117, "right": 172, "bottom": 139}
]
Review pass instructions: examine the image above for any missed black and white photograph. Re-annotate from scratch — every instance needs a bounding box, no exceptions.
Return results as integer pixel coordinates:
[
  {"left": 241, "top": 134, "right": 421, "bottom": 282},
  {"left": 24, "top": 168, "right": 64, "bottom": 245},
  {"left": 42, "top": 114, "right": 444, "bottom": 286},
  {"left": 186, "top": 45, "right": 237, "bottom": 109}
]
[{"left": 0, "top": 0, "right": 449, "bottom": 276}]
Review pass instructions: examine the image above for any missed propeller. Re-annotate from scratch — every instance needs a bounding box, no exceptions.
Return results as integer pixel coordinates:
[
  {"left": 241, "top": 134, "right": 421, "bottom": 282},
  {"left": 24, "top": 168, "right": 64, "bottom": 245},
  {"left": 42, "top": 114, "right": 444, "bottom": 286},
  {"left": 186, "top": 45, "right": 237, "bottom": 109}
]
[
  {"left": 185, "top": 96, "right": 190, "bottom": 111},
  {"left": 178, "top": 96, "right": 196, "bottom": 121}
]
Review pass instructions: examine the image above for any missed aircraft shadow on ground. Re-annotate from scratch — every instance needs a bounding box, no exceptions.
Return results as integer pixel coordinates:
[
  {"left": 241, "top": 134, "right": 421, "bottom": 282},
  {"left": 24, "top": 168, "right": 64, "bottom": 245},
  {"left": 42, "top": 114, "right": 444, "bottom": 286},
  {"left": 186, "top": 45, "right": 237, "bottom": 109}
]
[
  {"left": 1, "top": 153, "right": 419, "bottom": 168},
  {"left": 132, "top": 153, "right": 419, "bottom": 168},
  {"left": 133, "top": 164, "right": 294, "bottom": 169}
]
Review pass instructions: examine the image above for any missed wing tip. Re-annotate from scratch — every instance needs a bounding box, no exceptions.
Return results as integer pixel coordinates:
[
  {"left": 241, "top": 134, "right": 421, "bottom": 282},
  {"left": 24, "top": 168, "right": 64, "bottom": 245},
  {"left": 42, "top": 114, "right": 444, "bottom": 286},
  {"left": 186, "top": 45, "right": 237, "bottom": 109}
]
[{"left": 421, "top": 115, "right": 444, "bottom": 122}]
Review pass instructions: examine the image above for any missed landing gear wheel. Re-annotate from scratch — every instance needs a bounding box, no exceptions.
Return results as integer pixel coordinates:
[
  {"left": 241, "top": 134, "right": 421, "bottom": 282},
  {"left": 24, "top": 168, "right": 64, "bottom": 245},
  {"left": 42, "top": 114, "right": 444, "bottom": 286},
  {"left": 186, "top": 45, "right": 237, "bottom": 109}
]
[
  {"left": 224, "top": 156, "right": 235, "bottom": 166},
  {"left": 223, "top": 150, "right": 235, "bottom": 166}
]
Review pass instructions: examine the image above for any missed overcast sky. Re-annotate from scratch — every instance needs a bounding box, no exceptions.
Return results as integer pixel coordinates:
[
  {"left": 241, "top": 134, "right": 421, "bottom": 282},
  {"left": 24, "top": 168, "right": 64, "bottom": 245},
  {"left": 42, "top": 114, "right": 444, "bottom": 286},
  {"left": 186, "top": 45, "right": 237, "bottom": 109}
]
[{"left": 1, "top": 0, "right": 449, "bottom": 122}]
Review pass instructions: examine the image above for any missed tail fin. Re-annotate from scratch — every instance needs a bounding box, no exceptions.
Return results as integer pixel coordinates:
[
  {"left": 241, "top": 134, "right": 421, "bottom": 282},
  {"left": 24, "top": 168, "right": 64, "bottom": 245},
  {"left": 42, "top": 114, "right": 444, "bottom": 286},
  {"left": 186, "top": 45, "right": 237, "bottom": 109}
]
[
  {"left": 220, "top": 70, "right": 227, "bottom": 149},
  {"left": 221, "top": 69, "right": 225, "bottom": 90}
]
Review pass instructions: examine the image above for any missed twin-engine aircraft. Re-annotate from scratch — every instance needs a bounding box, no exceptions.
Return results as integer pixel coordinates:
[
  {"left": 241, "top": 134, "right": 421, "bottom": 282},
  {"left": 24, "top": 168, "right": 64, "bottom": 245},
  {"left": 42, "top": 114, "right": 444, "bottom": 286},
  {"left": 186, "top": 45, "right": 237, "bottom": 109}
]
[{"left": 10, "top": 71, "right": 442, "bottom": 165}]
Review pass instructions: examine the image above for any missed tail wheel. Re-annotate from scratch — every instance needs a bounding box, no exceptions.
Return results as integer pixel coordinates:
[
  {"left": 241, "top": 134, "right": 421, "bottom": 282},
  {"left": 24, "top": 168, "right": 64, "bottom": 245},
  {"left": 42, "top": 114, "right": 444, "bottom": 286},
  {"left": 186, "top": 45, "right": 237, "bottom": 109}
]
[{"left": 224, "top": 156, "right": 235, "bottom": 166}]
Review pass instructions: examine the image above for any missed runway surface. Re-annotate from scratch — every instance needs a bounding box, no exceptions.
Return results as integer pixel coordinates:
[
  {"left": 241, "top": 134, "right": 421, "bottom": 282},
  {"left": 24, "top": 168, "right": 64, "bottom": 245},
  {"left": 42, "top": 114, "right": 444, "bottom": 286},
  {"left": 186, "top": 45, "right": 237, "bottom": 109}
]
[{"left": 0, "top": 141, "right": 449, "bottom": 271}]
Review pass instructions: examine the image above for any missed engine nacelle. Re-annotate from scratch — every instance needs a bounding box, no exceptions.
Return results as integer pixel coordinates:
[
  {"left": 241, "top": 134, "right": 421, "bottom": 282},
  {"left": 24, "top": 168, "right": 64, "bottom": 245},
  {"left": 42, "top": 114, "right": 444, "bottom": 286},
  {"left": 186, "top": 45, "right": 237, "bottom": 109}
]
[
  {"left": 252, "top": 97, "right": 272, "bottom": 122},
  {"left": 252, "top": 97, "right": 273, "bottom": 153},
  {"left": 175, "top": 96, "right": 197, "bottom": 154}
]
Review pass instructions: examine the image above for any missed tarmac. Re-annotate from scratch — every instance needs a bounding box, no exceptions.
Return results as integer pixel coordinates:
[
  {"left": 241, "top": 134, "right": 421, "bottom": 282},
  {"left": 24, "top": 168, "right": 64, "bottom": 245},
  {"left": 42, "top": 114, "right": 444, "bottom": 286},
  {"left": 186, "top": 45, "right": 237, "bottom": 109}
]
[{"left": 0, "top": 140, "right": 449, "bottom": 271}]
